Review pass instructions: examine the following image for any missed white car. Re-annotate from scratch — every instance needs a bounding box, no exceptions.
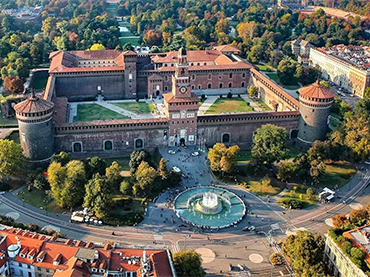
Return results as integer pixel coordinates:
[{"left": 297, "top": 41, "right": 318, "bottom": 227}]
[
  {"left": 172, "top": 166, "right": 181, "bottom": 173},
  {"left": 191, "top": 151, "right": 199, "bottom": 157},
  {"left": 168, "top": 150, "right": 176, "bottom": 155}
]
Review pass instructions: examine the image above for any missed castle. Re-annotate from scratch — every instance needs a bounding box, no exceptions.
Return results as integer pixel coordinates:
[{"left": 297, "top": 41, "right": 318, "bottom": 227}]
[{"left": 13, "top": 46, "right": 334, "bottom": 165}]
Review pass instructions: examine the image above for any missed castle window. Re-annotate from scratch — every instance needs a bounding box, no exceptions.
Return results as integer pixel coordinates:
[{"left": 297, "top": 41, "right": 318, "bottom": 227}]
[
  {"left": 229, "top": 73, "right": 233, "bottom": 78},
  {"left": 164, "top": 76, "right": 168, "bottom": 81},
  {"left": 222, "top": 133, "right": 230, "bottom": 143},
  {"left": 241, "top": 82, "right": 245, "bottom": 87},
  {"left": 219, "top": 83, "right": 223, "bottom": 88},
  {"left": 218, "top": 74, "right": 223, "bottom": 80},
  {"left": 204, "top": 62, "right": 207, "bottom": 65},
  {"left": 191, "top": 74, "right": 196, "bottom": 80},
  {"left": 228, "top": 82, "right": 232, "bottom": 88},
  {"left": 134, "top": 139, "right": 144, "bottom": 149},
  {"left": 242, "top": 73, "right": 246, "bottom": 78},
  {"left": 191, "top": 85, "right": 195, "bottom": 90},
  {"left": 191, "top": 63, "right": 194, "bottom": 66},
  {"left": 164, "top": 86, "right": 168, "bottom": 91},
  {"left": 208, "top": 74, "right": 212, "bottom": 80},
  {"left": 72, "top": 142, "right": 82, "bottom": 153},
  {"left": 198, "top": 85, "right": 202, "bottom": 89},
  {"left": 104, "top": 140, "right": 113, "bottom": 151},
  {"left": 208, "top": 83, "right": 212, "bottom": 89}
]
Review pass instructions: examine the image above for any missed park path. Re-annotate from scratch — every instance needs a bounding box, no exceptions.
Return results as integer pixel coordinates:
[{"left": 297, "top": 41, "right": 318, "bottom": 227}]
[
  {"left": 240, "top": 95, "right": 262, "bottom": 112},
  {"left": 197, "top": 96, "right": 219, "bottom": 115}
]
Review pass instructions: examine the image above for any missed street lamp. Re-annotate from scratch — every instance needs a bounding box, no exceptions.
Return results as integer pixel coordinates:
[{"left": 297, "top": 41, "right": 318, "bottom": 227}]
[{"left": 22, "top": 199, "right": 25, "bottom": 207}]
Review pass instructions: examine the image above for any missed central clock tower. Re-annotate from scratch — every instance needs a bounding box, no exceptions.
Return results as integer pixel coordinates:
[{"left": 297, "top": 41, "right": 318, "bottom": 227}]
[
  {"left": 172, "top": 47, "right": 191, "bottom": 98},
  {"left": 163, "top": 47, "right": 199, "bottom": 146}
]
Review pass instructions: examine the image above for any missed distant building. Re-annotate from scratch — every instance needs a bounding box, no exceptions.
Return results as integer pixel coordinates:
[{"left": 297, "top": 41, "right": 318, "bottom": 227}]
[
  {"left": 310, "top": 45, "right": 370, "bottom": 97},
  {"left": 0, "top": 227, "right": 176, "bottom": 277},
  {"left": 291, "top": 39, "right": 314, "bottom": 65},
  {"left": 325, "top": 225, "right": 370, "bottom": 277}
]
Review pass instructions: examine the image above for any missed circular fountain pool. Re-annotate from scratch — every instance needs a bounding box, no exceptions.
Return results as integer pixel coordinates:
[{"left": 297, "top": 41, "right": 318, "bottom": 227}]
[{"left": 174, "top": 187, "right": 246, "bottom": 229}]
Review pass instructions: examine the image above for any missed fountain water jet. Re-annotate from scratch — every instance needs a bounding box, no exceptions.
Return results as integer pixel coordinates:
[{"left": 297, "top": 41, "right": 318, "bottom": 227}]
[{"left": 195, "top": 192, "right": 222, "bottom": 214}]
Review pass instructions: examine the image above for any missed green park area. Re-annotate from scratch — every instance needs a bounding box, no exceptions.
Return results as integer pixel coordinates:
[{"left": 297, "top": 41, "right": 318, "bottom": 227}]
[
  {"left": 113, "top": 102, "right": 155, "bottom": 114},
  {"left": 253, "top": 98, "right": 272, "bottom": 111},
  {"left": 318, "top": 162, "right": 356, "bottom": 189},
  {"left": 0, "top": 116, "right": 18, "bottom": 127},
  {"left": 106, "top": 3, "right": 118, "bottom": 16},
  {"left": 17, "top": 188, "right": 66, "bottom": 213},
  {"left": 266, "top": 72, "right": 300, "bottom": 90},
  {"left": 76, "top": 104, "right": 130, "bottom": 122},
  {"left": 205, "top": 97, "right": 254, "bottom": 114},
  {"left": 278, "top": 185, "right": 318, "bottom": 209},
  {"left": 118, "top": 20, "right": 140, "bottom": 46},
  {"left": 105, "top": 157, "right": 130, "bottom": 171}
]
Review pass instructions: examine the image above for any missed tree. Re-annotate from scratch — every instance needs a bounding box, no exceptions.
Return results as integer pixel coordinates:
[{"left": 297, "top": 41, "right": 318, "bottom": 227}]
[
  {"left": 83, "top": 174, "right": 112, "bottom": 218},
  {"left": 129, "top": 150, "right": 149, "bottom": 174},
  {"left": 306, "top": 188, "right": 315, "bottom": 200},
  {"left": 84, "top": 157, "right": 106, "bottom": 180},
  {"left": 173, "top": 250, "right": 205, "bottom": 277},
  {"left": 252, "top": 124, "right": 289, "bottom": 166},
  {"left": 51, "top": 151, "right": 71, "bottom": 166},
  {"left": 277, "top": 162, "right": 294, "bottom": 181},
  {"left": 120, "top": 180, "right": 131, "bottom": 194},
  {"left": 135, "top": 161, "right": 157, "bottom": 194},
  {"left": 332, "top": 214, "right": 348, "bottom": 228},
  {"left": 3, "top": 76, "right": 24, "bottom": 95},
  {"left": 105, "top": 161, "right": 122, "bottom": 189},
  {"left": 247, "top": 44, "right": 264, "bottom": 63},
  {"left": 208, "top": 143, "right": 240, "bottom": 175},
  {"left": 0, "top": 140, "right": 23, "bottom": 178},
  {"left": 90, "top": 43, "right": 105, "bottom": 50},
  {"left": 281, "top": 230, "right": 327, "bottom": 276},
  {"left": 364, "top": 87, "right": 370, "bottom": 99},
  {"left": 277, "top": 58, "right": 300, "bottom": 85},
  {"left": 309, "top": 158, "right": 326, "bottom": 182},
  {"left": 157, "top": 158, "right": 168, "bottom": 180},
  {"left": 143, "top": 30, "right": 162, "bottom": 47},
  {"left": 248, "top": 85, "right": 258, "bottom": 98},
  {"left": 349, "top": 208, "right": 368, "bottom": 224}
]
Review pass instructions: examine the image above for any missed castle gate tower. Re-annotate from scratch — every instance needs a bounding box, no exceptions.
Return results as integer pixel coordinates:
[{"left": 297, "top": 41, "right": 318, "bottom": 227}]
[
  {"left": 122, "top": 50, "right": 137, "bottom": 98},
  {"left": 163, "top": 48, "right": 199, "bottom": 146},
  {"left": 14, "top": 92, "right": 55, "bottom": 165},
  {"left": 297, "top": 80, "right": 335, "bottom": 149}
]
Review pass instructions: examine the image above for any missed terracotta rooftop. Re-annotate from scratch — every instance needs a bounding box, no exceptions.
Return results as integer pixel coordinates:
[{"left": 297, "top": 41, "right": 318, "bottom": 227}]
[
  {"left": 214, "top": 45, "right": 241, "bottom": 53},
  {"left": 299, "top": 80, "right": 335, "bottom": 99},
  {"left": 163, "top": 92, "right": 199, "bottom": 103},
  {"left": 151, "top": 49, "right": 221, "bottom": 63},
  {"left": 14, "top": 93, "right": 54, "bottom": 114}
]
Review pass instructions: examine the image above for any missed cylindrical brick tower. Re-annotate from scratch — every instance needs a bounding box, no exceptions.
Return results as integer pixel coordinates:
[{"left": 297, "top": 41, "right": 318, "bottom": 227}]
[
  {"left": 297, "top": 80, "right": 335, "bottom": 149},
  {"left": 14, "top": 92, "right": 55, "bottom": 165}
]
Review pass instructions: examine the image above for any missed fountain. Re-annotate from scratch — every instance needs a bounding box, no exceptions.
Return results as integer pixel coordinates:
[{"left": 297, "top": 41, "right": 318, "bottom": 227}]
[
  {"left": 174, "top": 187, "right": 246, "bottom": 229},
  {"left": 194, "top": 192, "right": 222, "bottom": 214}
]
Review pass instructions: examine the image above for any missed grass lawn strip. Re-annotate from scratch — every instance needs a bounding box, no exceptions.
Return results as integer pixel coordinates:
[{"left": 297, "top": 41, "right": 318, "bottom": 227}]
[
  {"left": 319, "top": 162, "right": 356, "bottom": 189},
  {"left": 105, "top": 157, "right": 130, "bottom": 171},
  {"left": 266, "top": 72, "right": 300, "bottom": 90},
  {"left": 17, "top": 188, "right": 67, "bottom": 213},
  {"left": 113, "top": 102, "right": 155, "bottom": 114},
  {"left": 253, "top": 98, "right": 272, "bottom": 111},
  {"left": 278, "top": 185, "right": 318, "bottom": 209},
  {"left": 76, "top": 104, "right": 130, "bottom": 122},
  {"left": 205, "top": 97, "right": 254, "bottom": 114}
]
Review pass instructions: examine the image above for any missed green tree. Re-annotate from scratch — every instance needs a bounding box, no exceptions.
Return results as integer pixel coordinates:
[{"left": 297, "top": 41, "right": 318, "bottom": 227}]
[
  {"left": 129, "top": 150, "right": 149, "bottom": 174},
  {"left": 157, "top": 158, "right": 168, "bottom": 180},
  {"left": 83, "top": 174, "right": 112, "bottom": 218},
  {"left": 248, "top": 85, "right": 258, "bottom": 98},
  {"left": 105, "top": 161, "right": 122, "bottom": 189},
  {"left": 364, "top": 87, "right": 370, "bottom": 99},
  {"left": 277, "top": 162, "right": 294, "bottom": 181},
  {"left": 51, "top": 151, "right": 71, "bottom": 166},
  {"left": 208, "top": 143, "right": 240, "bottom": 175},
  {"left": 0, "top": 140, "right": 23, "bottom": 178},
  {"left": 247, "top": 44, "right": 264, "bottom": 63},
  {"left": 306, "top": 188, "right": 314, "bottom": 200},
  {"left": 135, "top": 161, "right": 157, "bottom": 194},
  {"left": 120, "top": 180, "right": 132, "bottom": 195},
  {"left": 281, "top": 230, "right": 327, "bottom": 276},
  {"left": 84, "top": 157, "right": 106, "bottom": 180},
  {"left": 47, "top": 161, "right": 67, "bottom": 205},
  {"left": 173, "top": 250, "right": 205, "bottom": 277},
  {"left": 252, "top": 124, "right": 289, "bottom": 166},
  {"left": 277, "top": 58, "right": 299, "bottom": 85},
  {"left": 309, "top": 158, "right": 326, "bottom": 182}
]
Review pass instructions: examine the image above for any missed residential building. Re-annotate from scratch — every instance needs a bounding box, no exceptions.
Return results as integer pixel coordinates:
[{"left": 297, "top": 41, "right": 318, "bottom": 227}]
[
  {"left": 0, "top": 227, "right": 176, "bottom": 277},
  {"left": 291, "top": 39, "right": 314, "bottom": 65},
  {"left": 324, "top": 225, "right": 370, "bottom": 277},
  {"left": 309, "top": 45, "right": 370, "bottom": 97}
]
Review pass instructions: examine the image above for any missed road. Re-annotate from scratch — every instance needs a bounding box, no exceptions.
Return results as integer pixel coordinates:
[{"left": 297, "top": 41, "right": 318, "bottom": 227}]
[{"left": 0, "top": 146, "right": 369, "bottom": 275}]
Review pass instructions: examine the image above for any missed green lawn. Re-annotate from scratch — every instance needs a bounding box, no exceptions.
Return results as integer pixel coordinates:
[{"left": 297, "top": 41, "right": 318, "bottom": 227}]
[
  {"left": 119, "top": 22, "right": 131, "bottom": 27},
  {"left": 31, "top": 76, "right": 48, "bottom": 90},
  {"left": 329, "top": 117, "right": 341, "bottom": 129},
  {"left": 287, "top": 145, "right": 304, "bottom": 160},
  {"left": 205, "top": 97, "right": 254, "bottom": 114},
  {"left": 237, "top": 150, "right": 252, "bottom": 163},
  {"left": 120, "top": 31, "right": 134, "bottom": 37},
  {"left": 113, "top": 102, "right": 155, "bottom": 114},
  {"left": 278, "top": 185, "right": 318, "bottom": 209},
  {"left": 105, "top": 157, "right": 130, "bottom": 171},
  {"left": 319, "top": 162, "right": 356, "bottom": 189},
  {"left": 0, "top": 116, "right": 18, "bottom": 127},
  {"left": 255, "top": 64, "right": 271, "bottom": 72},
  {"left": 252, "top": 98, "right": 272, "bottom": 111},
  {"left": 17, "top": 188, "right": 67, "bottom": 213},
  {"left": 76, "top": 104, "right": 130, "bottom": 122},
  {"left": 119, "top": 37, "right": 140, "bottom": 46},
  {"left": 266, "top": 72, "right": 300, "bottom": 90},
  {"left": 4, "top": 130, "right": 19, "bottom": 144},
  {"left": 106, "top": 3, "right": 118, "bottom": 16}
]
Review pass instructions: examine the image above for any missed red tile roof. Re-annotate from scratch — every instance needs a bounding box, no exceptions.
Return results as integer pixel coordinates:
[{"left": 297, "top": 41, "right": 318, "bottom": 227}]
[
  {"left": 150, "top": 251, "right": 173, "bottom": 277},
  {"left": 214, "top": 45, "right": 241, "bottom": 53},
  {"left": 163, "top": 92, "right": 199, "bottom": 103},
  {"left": 14, "top": 94, "right": 54, "bottom": 114},
  {"left": 299, "top": 80, "right": 335, "bottom": 99}
]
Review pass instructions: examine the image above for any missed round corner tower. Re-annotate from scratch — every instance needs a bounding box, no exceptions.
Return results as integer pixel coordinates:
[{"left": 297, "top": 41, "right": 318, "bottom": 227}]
[
  {"left": 14, "top": 92, "right": 55, "bottom": 165},
  {"left": 297, "top": 80, "right": 335, "bottom": 149}
]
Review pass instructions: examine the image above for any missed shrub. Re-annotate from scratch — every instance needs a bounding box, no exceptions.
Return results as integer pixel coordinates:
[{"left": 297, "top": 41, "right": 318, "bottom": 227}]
[
  {"left": 279, "top": 198, "right": 304, "bottom": 209},
  {"left": 201, "top": 94, "right": 206, "bottom": 101},
  {"left": 341, "top": 241, "right": 352, "bottom": 254},
  {"left": 270, "top": 253, "right": 283, "bottom": 266}
]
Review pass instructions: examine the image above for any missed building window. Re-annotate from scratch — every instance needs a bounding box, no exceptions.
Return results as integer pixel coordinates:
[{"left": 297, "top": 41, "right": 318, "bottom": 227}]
[
  {"left": 198, "top": 85, "right": 202, "bottom": 89},
  {"left": 241, "top": 82, "right": 245, "bottom": 87},
  {"left": 229, "top": 73, "right": 233, "bottom": 78},
  {"left": 228, "top": 82, "right": 232, "bottom": 88},
  {"left": 242, "top": 73, "right": 246, "bottom": 78},
  {"left": 222, "top": 133, "right": 230, "bottom": 143},
  {"left": 219, "top": 83, "right": 223, "bottom": 88},
  {"left": 104, "top": 140, "right": 113, "bottom": 151},
  {"left": 164, "top": 76, "right": 168, "bottom": 81},
  {"left": 218, "top": 74, "right": 223, "bottom": 80},
  {"left": 208, "top": 83, "right": 212, "bottom": 89},
  {"left": 208, "top": 74, "right": 212, "bottom": 80},
  {"left": 164, "top": 86, "right": 168, "bottom": 91},
  {"left": 191, "top": 74, "right": 196, "bottom": 80},
  {"left": 191, "top": 85, "right": 195, "bottom": 90},
  {"left": 72, "top": 142, "right": 82, "bottom": 153},
  {"left": 134, "top": 139, "right": 144, "bottom": 149}
]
